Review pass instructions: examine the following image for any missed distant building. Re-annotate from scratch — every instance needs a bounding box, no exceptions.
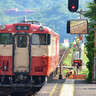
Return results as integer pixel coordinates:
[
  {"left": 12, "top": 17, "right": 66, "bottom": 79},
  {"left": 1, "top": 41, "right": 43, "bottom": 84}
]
[
  {"left": 4, "top": 8, "right": 35, "bottom": 16},
  {"left": 63, "top": 39, "right": 69, "bottom": 48}
]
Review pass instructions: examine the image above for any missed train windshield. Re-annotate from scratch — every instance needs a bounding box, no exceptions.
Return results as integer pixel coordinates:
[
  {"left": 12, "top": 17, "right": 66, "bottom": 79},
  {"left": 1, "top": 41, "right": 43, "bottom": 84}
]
[
  {"left": 0, "top": 33, "right": 12, "bottom": 44},
  {"left": 32, "top": 33, "right": 50, "bottom": 45},
  {"left": 17, "top": 36, "right": 27, "bottom": 48}
]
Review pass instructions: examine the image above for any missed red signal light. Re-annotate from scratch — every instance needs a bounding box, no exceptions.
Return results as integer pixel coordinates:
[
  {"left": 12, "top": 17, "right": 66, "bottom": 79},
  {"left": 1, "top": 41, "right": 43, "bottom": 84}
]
[
  {"left": 73, "top": 44, "right": 76, "bottom": 47},
  {"left": 68, "top": 0, "right": 79, "bottom": 12},
  {"left": 72, "top": 6, "right": 75, "bottom": 9},
  {"left": 74, "top": 60, "right": 82, "bottom": 63}
]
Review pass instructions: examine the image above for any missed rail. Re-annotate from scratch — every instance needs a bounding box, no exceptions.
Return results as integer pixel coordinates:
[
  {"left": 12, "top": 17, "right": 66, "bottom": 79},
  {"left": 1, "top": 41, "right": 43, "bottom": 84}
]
[
  {"left": 59, "top": 49, "right": 67, "bottom": 66},
  {"left": 59, "top": 49, "right": 68, "bottom": 79}
]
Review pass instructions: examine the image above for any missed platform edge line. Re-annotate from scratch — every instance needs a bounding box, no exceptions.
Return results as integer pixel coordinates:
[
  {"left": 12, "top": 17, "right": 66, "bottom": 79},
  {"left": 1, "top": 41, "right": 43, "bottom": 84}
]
[
  {"left": 49, "top": 83, "right": 57, "bottom": 96},
  {"left": 59, "top": 83, "right": 64, "bottom": 96}
]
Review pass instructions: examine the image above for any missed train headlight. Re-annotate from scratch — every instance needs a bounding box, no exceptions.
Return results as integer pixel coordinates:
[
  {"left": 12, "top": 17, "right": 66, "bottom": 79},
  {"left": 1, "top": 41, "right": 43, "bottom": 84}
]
[
  {"left": 39, "top": 26, "right": 44, "bottom": 31},
  {"left": 0, "top": 25, "right": 5, "bottom": 30}
]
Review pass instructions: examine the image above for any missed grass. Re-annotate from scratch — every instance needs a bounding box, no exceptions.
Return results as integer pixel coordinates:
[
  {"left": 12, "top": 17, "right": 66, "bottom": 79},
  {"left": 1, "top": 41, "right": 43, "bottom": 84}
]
[
  {"left": 62, "top": 49, "right": 73, "bottom": 75},
  {"left": 63, "top": 70, "right": 68, "bottom": 74},
  {"left": 78, "top": 47, "right": 89, "bottom": 75},
  {"left": 63, "top": 49, "right": 73, "bottom": 66},
  {"left": 63, "top": 47, "right": 89, "bottom": 76},
  {"left": 79, "top": 68, "right": 89, "bottom": 75},
  {"left": 60, "top": 43, "right": 63, "bottom": 49},
  {"left": 83, "top": 47, "right": 89, "bottom": 64}
]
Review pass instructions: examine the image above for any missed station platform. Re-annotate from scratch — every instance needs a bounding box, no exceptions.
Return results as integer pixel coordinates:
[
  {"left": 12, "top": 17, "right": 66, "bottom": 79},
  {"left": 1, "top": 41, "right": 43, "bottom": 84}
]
[{"left": 36, "top": 79, "right": 74, "bottom": 96}]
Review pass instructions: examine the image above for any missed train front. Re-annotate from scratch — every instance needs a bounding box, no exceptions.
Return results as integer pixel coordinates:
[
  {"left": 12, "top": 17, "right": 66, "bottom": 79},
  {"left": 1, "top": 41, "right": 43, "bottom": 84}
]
[{"left": 0, "top": 22, "right": 56, "bottom": 92}]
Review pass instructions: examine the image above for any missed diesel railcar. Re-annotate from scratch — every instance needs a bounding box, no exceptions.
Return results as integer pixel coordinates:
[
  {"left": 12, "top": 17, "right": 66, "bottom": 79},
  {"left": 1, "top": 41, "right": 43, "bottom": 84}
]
[{"left": 0, "top": 20, "right": 59, "bottom": 91}]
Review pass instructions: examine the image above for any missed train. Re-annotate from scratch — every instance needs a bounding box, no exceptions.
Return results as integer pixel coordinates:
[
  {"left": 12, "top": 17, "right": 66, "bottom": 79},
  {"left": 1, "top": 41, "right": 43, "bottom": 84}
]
[{"left": 0, "top": 19, "right": 60, "bottom": 93}]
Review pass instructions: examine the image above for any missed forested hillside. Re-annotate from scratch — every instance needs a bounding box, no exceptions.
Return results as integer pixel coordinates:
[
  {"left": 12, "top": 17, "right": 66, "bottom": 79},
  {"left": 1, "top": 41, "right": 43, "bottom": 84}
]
[{"left": 0, "top": 0, "right": 92, "bottom": 42}]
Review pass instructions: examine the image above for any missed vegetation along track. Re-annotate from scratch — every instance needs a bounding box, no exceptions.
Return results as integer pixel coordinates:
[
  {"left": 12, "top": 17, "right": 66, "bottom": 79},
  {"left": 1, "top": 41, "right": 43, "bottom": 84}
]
[
  {"left": 55, "top": 48, "right": 71, "bottom": 79},
  {"left": 55, "top": 48, "right": 72, "bottom": 79}
]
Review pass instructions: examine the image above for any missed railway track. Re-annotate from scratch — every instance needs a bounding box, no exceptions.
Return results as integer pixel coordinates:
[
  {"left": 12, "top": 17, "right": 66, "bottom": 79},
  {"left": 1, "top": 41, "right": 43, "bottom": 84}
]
[
  {"left": 54, "top": 48, "right": 71, "bottom": 79},
  {"left": 60, "top": 48, "right": 71, "bottom": 62},
  {"left": 60, "top": 48, "right": 72, "bottom": 78}
]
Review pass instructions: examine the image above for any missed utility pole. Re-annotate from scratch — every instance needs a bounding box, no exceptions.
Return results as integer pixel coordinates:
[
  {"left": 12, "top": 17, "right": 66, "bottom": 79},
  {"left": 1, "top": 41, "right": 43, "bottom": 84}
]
[
  {"left": 93, "top": 22, "right": 96, "bottom": 82},
  {"left": 76, "top": 9, "right": 86, "bottom": 63}
]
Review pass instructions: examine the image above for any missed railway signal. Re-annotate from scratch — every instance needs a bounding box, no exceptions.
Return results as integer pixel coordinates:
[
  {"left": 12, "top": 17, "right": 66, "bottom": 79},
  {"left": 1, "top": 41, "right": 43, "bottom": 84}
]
[
  {"left": 73, "top": 60, "right": 82, "bottom": 66},
  {"left": 94, "top": 0, "right": 96, "bottom": 4},
  {"left": 68, "top": 0, "right": 79, "bottom": 12},
  {"left": 79, "top": 36, "right": 82, "bottom": 40},
  {"left": 73, "top": 44, "right": 76, "bottom": 47}
]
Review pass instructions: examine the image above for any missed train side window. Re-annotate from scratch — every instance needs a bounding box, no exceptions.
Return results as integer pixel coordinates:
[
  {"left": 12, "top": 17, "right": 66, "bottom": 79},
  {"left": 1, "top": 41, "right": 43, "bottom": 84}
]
[
  {"left": 32, "top": 34, "right": 40, "bottom": 45},
  {"left": 40, "top": 34, "right": 46, "bottom": 44},
  {"left": 32, "top": 34, "right": 51, "bottom": 45},
  {"left": 47, "top": 34, "right": 51, "bottom": 45},
  {"left": 0, "top": 33, "right": 12, "bottom": 44},
  {"left": 17, "top": 36, "right": 27, "bottom": 48}
]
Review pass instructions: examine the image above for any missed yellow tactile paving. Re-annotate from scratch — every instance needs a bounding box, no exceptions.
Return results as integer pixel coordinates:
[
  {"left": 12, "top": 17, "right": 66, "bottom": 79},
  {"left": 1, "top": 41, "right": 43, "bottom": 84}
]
[{"left": 59, "top": 79, "right": 74, "bottom": 96}]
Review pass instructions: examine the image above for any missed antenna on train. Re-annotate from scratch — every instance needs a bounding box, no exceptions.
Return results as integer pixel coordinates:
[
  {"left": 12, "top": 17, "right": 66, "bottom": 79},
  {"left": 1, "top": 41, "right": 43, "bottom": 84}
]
[{"left": 23, "top": 17, "right": 26, "bottom": 22}]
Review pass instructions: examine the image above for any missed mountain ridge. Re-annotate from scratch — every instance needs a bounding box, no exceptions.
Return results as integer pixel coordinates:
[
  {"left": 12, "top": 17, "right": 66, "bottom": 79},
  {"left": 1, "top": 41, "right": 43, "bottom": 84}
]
[{"left": 0, "top": 0, "right": 92, "bottom": 42}]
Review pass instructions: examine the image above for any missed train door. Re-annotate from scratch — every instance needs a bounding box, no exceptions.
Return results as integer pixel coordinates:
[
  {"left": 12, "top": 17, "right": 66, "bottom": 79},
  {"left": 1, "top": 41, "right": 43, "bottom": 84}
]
[{"left": 13, "top": 34, "right": 31, "bottom": 74}]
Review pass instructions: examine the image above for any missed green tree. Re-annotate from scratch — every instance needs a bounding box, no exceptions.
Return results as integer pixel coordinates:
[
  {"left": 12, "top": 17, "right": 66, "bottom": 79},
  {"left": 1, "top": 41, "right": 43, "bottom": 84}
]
[
  {"left": 69, "top": 42, "right": 74, "bottom": 48},
  {"left": 83, "top": 2, "right": 96, "bottom": 81}
]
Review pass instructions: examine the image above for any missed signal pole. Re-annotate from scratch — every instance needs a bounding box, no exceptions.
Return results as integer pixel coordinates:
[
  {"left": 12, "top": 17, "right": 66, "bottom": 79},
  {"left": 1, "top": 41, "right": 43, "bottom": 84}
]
[
  {"left": 74, "top": 9, "right": 86, "bottom": 74},
  {"left": 76, "top": 9, "right": 86, "bottom": 62}
]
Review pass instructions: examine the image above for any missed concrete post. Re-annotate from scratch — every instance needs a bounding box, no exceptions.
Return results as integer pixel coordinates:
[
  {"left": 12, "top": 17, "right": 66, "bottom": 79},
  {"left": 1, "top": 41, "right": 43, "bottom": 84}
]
[{"left": 93, "top": 26, "right": 96, "bottom": 81}]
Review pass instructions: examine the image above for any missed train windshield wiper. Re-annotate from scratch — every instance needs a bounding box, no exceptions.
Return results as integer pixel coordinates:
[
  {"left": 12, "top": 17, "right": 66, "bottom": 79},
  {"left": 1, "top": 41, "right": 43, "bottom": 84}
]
[{"left": 3, "top": 39, "right": 10, "bottom": 47}]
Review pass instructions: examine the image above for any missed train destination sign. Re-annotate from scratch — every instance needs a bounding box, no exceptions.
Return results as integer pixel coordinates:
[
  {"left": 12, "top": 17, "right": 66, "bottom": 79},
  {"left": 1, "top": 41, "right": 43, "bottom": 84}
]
[
  {"left": 67, "top": 20, "right": 88, "bottom": 34},
  {"left": 15, "top": 25, "right": 29, "bottom": 30}
]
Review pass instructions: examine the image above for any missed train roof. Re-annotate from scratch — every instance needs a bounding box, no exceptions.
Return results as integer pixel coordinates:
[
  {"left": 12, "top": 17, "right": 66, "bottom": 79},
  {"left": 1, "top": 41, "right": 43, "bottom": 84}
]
[{"left": 0, "top": 22, "right": 59, "bottom": 36}]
